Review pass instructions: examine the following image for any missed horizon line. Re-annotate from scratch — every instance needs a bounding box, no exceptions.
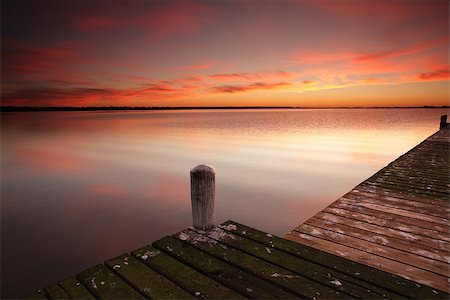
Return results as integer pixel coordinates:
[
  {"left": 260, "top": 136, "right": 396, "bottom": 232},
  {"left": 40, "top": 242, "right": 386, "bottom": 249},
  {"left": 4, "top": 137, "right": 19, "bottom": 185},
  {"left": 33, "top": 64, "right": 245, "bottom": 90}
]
[{"left": 1, "top": 105, "right": 449, "bottom": 112}]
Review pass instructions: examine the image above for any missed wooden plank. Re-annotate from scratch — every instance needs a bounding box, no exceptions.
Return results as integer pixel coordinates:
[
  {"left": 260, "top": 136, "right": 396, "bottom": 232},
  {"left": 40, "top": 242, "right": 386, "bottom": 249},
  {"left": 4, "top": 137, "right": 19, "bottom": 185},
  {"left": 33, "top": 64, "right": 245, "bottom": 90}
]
[
  {"left": 132, "top": 245, "right": 244, "bottom": 299},
  {"left": 77, "top": 264, "right": 144, "bottom": 299},
  {"left": 363, "top": 181, "right": 449, "bottom": 200},
  {"left": 364, "top": 180, "right": 449, "bottom": 200},
  {"left": 177, "top": 228, "right": 350, "bottom": 299},
  {"left": 286, "top": 230, "right": 450, "bottom": 293},
  {"left": 337, "top": 198, "right": 448, "bottom": 226},
  {"left": 311, "top": 212, "right": 450, "bottom": 262},
  {"left": 59, "top": 276, "right": 95, "bottom": 299},
  {"left": 323, "top": 207, "right": 449, "bottom": 250},
  {"left": 220, "top": 221, "right": 447, "bottom": 299},
  {"left": 199, "top": 226, "right": 395, "bottom": 299},
  {"left": 44, "top": 284, "right": 70, "bottom": 299},
  {"left": 360, "top": 181, "right": 449, "bottom": 201},
  {"left": 346, "top": 190, "right": 450, "bottom": 215},
  {"left": 354, "top": 186, "right": 450, "bottom": 208},
  {"left": 370, "top": 176, "right": 449, "bottom": 197},
  {"left": 329, "top": 202, "right": 449, "bottom": 236},
  {"left": 105, "top": 253, "right": 194, "bottom": 299},
  {"left": 294, "top": 223, "right": 449, "bottom": 277},
  {"left": 304, "top": 216, "right": 450, "bottom": 264},
  {"left": 343, "top": 193, "right": 449, "bottom": 220},
  {"left": 23, "top": 289, "right": 48, "bottom": 299},
  {"left": 153, "top": 235, "right": 297, "bottom": 299}
]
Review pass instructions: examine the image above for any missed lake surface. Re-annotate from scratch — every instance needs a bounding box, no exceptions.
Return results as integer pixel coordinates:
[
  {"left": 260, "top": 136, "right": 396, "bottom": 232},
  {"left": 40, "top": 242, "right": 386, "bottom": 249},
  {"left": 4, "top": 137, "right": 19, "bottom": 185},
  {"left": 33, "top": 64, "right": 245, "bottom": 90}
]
[{"left": 1, "top": 108, "right": 447, "bottom": 298}]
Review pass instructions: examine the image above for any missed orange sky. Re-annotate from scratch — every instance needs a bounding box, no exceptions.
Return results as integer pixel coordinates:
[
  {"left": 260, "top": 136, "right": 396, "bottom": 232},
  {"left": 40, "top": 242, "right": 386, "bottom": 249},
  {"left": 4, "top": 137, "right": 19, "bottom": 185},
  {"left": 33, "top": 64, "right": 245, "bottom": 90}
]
[{"left": 1, "top": 0, "right": 449, "bottom": 107}]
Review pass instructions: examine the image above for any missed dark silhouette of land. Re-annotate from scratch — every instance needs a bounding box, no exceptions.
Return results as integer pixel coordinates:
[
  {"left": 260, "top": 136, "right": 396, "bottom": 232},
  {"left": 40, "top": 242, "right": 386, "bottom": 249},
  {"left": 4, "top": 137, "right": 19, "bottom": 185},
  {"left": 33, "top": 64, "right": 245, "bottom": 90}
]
[{"left": 1, "top": 106, "right": 448, "bottom": 112}]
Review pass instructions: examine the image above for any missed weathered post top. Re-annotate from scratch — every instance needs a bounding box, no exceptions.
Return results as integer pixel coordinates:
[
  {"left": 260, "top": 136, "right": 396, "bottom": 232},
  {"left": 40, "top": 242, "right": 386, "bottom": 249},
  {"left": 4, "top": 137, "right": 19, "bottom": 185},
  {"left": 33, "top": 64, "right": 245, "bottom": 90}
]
[
  {"left": 440, "top": 115, "right": 448, "bottom": 130},
  {"left": 190, "top": 164, "right": 215, "bottom": 230}
]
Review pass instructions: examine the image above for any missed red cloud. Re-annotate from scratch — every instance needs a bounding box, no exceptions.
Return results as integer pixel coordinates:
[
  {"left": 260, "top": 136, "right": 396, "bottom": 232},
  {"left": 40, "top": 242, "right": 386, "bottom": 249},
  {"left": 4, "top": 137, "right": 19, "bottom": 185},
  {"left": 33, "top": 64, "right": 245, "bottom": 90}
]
[
  {"left": 356, "top": 36, "right": 449, "bottom": 62},
  {"left": 73, "top": 17, "right": 118, "bottom": 30},
  {"left": 210, "top": 70, "right": 295, "bottom": 81},
  {"left": 3, "top": 41, "right": 78, "bottom": 75},
  {"left": 418, "top": 68, "right": 449, "bottom": 80},
  {"left": 303, "top": 80, "right": 315, "bottom": 85},
  {"left": 212, "top": 82, "right": 291, "bottom": 93}
]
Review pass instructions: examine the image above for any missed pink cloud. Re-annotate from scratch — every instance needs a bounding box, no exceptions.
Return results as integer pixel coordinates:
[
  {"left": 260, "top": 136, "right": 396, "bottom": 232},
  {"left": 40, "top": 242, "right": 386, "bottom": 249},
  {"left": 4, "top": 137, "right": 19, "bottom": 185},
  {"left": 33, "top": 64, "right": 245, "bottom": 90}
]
[
  {"left": 3, "top": 41, "right": 79, "bottom": 75},
  {"left": 418, "top": 68, "right": 449, "bottom": 80},
  {"left": 210, "top": 70, "right": 295, "bottom": 81},
  {"left": 212, "top": 82, "right": 291, "bottom": 93},
  {"left": 355, "top": 35, "right": 449, "bottom": 62}
]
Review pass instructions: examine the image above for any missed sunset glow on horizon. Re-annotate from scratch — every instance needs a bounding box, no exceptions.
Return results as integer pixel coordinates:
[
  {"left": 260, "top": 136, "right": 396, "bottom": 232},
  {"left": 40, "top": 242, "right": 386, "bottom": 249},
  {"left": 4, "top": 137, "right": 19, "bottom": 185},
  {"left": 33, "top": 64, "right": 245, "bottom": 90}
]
[{"left": 1, "top": 0, "right": 449, "bottom": 107}]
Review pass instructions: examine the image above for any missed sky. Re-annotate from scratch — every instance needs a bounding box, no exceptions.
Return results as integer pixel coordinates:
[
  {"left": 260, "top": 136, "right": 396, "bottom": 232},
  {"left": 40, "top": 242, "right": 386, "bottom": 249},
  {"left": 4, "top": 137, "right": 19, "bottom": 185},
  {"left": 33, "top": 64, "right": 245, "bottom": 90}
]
[{"left": 1, "top": 0, "right": 449, "bottom": 107}]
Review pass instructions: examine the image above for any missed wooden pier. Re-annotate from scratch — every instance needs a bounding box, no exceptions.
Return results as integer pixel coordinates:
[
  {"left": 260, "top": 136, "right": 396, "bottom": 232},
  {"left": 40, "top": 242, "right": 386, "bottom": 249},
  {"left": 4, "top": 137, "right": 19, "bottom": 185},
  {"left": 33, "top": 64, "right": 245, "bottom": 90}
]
[
  {"left": 26, "top": 117, "right": 449, "bottom": 299},
  {"left": 287, "top": 120, "right": 449, "bottom": 293}
]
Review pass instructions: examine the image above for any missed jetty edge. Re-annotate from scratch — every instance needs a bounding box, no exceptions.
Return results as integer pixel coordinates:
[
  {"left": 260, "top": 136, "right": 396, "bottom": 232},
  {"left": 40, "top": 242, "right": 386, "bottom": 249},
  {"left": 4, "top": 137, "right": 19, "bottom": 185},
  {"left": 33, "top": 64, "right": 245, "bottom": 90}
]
[
  {"left": 25, "top": 116, "right": 449, "bottom": 299},
  {"left": 287, "top": 114, "right": 449, "bottom": 292}
]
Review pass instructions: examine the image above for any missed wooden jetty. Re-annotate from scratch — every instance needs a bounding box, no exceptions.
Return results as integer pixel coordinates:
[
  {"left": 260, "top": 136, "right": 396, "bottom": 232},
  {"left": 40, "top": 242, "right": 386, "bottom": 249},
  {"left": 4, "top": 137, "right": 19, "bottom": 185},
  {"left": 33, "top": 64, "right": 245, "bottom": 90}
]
[
  {"left": 287, "top": 116, "right": 450, "bottom": 293},
  {"left": 25, "top": 117, "right": 449, "bottom": 299}
]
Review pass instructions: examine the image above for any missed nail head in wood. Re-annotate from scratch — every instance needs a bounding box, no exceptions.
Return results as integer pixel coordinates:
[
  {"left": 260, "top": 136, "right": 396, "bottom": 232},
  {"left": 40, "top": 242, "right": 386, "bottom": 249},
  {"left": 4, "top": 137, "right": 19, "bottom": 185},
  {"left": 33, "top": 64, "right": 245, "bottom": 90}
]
[{"left": 190, "top": 164, "right": 215, "bottom": 230}]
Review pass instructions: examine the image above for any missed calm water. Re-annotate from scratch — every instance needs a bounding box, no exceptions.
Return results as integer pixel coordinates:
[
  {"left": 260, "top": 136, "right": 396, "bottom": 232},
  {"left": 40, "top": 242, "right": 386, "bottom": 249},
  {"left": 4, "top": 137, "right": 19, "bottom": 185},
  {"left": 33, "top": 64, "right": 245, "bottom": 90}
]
[{"left": 1, "top": 108, "right": 447, "bottom": 298}]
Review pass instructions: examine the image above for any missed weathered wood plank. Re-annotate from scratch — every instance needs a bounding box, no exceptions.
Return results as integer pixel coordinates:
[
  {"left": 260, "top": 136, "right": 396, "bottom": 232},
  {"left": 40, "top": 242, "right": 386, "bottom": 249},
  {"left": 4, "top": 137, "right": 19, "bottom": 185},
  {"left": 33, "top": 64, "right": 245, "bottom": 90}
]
[
  {"left": 178, "top": 228, "right": 350, "bottom": 299},
  {"left": 77, "top": 264, "right": 144, "bottom": 299},
  {"left": 323, "top": 207, "right": 449, "bottom": 250},
  {"left": 59, "top": 276, "right": 95, "bottom": 299},
  {"left": 44, "top": 284, "right": 70, "bottom": 299},
  {"left": 132, "top": 245, "right": 244, "bottom": 299},
  {"left": 220, "top": 221, "right": 446, "bottom": 299},
  {"left": 105, "top": 253, "right": 194, "bottom": 299},
  {"left": 354, "top": 186, "right": 450, "bottom": 208},
  {"left": 360, "top": 181, "right": 449, "bottom": 201},
  {"left": 294, "top": 223, "right": 449, "bottom": 277},
  {"left": 343, "top": 192, "right": 449, "bottom": 220},
  {"left": 311, "top": 212, "right": 450, "bottom": 261},
  {"left": 337, "top": 198, "right": 448, "bottom": 226},
  {"left": 304, "top": 216, "right": 450, "bottom": 264},
  {"left": 329, "top": 202, "right": 449, "bottom": 236},
  {"left": 345, "top": 190, "right": 450, "bottom": 216},
  {"left": 201, "top": 226, "right": 395, "bottom": 299},
  {"left": 364, "top": 180, "right": 449, "bottom": 200},
  {"left": 154, "top": 235, "right": 297, "bottom": 299},
  {"left": 286, "top": 230, "right": 449, "bottom": 293},
  {"left": 23, "top": 289, "right": 48, "bottom": 299}
]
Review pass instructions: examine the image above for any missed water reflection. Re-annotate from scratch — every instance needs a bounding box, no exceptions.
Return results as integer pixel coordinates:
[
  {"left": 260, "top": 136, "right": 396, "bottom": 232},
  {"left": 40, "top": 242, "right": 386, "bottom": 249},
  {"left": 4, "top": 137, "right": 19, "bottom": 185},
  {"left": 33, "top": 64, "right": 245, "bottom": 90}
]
[{"left": 1, "top": 108, "right": 447, "bottom": 298}]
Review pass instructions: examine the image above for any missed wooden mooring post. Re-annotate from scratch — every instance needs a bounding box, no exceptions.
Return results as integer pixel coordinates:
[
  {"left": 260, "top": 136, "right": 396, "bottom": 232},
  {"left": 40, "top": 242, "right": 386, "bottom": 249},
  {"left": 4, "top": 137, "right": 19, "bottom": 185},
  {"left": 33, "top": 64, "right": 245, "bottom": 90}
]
[
  {"left": 190, "top": 164, "right": 215, "bottom": 230},
  {"left": 440, "top": 114, "right": 448, "bottom": 129}
]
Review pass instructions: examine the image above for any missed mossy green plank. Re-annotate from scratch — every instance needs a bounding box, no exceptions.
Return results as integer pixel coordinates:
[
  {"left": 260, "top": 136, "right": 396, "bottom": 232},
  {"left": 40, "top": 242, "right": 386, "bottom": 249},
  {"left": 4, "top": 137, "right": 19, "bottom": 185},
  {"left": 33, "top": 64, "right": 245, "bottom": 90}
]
[
  {"left": 132, "top": 245, "right": 243, "bottom": 299},
  {"left": 59, "top": 276, "right": 95, "bottom": 299},
  {"left": 105, "top": 253, "right": 194, "bottom": 299},
  {"left": 206, "top": 226, "right": 397, "bottom": 299},
  {"left": 222, "top": 221, "right": 449, "bottom": 299},
  {"left": 76, "top": 264, "right": 144, "bottom": 299},
  {"left": 44, "top": 284, "right": 70, "bottom": 299},
  {"left": 23, "top": 289, "right": 48, "bottom": 299},
  {"left": 154, "top": 236, "right": 297, "bottom": 299},
  {"left": 178, "top": 229, "right": 350, "bottom": 299}
]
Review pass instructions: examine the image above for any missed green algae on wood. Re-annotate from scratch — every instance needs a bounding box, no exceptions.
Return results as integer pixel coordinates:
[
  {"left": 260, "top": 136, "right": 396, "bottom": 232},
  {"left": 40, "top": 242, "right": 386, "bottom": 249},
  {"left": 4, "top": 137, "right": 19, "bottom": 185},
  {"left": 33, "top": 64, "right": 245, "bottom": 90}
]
[{"left": 105, "top": 253, "right": 194, "bottom": 299}]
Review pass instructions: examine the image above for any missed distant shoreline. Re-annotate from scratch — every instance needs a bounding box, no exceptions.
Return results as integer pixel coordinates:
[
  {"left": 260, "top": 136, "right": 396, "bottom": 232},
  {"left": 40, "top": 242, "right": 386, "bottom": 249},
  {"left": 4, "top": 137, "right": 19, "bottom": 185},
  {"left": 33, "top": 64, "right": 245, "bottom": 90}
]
[{"left": 0, "top": 106, "right": 449, "bottom": 112}]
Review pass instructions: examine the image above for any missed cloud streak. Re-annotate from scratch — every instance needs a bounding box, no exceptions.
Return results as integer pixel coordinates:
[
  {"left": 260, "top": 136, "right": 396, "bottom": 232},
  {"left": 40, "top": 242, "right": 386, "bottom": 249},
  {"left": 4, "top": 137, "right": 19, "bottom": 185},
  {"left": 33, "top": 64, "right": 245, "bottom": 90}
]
[{"left": 212, "top": 82, "right": 291, "bottom": 93}]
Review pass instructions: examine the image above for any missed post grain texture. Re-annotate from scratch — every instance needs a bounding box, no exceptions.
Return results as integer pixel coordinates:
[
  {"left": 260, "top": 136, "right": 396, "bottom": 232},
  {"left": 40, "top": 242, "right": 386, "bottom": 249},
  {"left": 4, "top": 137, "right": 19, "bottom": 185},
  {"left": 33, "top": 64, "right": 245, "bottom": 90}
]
[
  {"left": 190, "top": 164, "right": 215, "bottom": 230},
  {"left": 440, "top": 115, "right": 447, "bottom": 129}
]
